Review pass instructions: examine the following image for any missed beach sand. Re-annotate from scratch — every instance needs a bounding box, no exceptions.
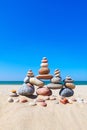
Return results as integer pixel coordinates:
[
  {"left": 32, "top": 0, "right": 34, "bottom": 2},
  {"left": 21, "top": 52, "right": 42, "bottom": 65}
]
[{"left": 0, "top": 85, "right": 87, "bottom": 130}]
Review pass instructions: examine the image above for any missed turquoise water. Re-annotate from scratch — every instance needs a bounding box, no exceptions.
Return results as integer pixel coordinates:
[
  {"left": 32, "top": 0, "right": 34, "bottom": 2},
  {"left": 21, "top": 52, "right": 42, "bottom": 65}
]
[{"left": 0, "top": 81, "right": 87, "bottom": 85}]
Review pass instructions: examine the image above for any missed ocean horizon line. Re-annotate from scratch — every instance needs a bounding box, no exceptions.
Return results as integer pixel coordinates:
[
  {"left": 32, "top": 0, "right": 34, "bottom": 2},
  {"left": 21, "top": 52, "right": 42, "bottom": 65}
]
[{"left": 0, "top": 81, "right": 87, "bottom": 85}]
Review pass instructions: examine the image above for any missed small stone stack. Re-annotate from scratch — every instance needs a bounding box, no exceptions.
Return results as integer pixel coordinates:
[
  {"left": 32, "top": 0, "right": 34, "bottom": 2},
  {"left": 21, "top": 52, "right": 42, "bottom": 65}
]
[
  {"left": 44, "top": 69, "right": 63, "bottom": 89},
  {"left": 59, "top": 76, "right": 75, "bottom": 97},
  {"left": 18, "top": 70, "right": 35, "bottom": 96},
  {"left": 36, "top": 57, "right": 53, "bottom": 80}
]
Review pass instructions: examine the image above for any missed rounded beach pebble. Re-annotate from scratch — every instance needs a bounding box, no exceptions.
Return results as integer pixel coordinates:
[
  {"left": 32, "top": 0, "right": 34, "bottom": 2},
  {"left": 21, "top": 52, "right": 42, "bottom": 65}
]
[
  {"left": 65, "top": 83, "right": 75, "bottom": 89},
  {"left": 59, "top": 88, "right": 74, "bottom": 97},
  {"left": 9, "top": 92, "right": 18, "bottom": 97},
  {"left": 36, "top": 87, "right": 52, "bottom": 96},
  {"left": 20, "top": 98, "right": 28, "bottom": 103},
  {"left": 45, "top": 83, "right": 63, "bottom": 89},
  {"left": 39, "top": 102, "right": 47, "bottom": 107},
  {"left": 18, "top": 83, "right": 35, "bottom": 96},
  {"left": 8, "top": 97, "right": 14, "bottom": 103}
]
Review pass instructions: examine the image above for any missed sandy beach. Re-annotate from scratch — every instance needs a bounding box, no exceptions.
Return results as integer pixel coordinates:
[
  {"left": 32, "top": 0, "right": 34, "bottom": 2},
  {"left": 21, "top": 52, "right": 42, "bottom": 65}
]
[{"left": 0, "top": 85, "right": 87, "bottom": 130}]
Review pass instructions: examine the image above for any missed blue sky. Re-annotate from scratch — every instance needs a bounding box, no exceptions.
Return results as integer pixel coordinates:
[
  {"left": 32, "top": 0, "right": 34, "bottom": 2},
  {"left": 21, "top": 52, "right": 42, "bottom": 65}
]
[{"left": 0, "top": 0, "right": 87, "bottom": 81}]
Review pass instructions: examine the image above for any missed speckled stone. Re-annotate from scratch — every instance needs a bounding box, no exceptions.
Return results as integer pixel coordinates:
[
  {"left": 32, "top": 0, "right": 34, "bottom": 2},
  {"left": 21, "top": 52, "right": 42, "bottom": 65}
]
[
  {"left": 18, "top": 83, "right": 35, "bottom": 96},
  {"left": 45, "top": 83, "right": 63, "bottom": 89},
  {"left": 59, "top": 88, "right": 74, "bottom": 97}
]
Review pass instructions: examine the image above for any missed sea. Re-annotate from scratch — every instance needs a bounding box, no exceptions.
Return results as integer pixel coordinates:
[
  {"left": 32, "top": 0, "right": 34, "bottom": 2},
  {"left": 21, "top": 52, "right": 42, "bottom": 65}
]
[{"left": 0, "top": 81, "right": 87, "bottom": 85}]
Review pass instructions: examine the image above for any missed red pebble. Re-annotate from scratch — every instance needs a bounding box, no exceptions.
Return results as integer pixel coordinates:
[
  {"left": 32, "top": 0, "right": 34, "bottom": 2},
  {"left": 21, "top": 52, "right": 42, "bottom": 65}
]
[
  {"left": 40, "top": 102, "right": 47, "bottom": 107},
  {"left": 20, "top": 99, "right": 28, "bottom": 103},
  {"left": 60, "top": 98, "right": 69, "bottom": 104}
]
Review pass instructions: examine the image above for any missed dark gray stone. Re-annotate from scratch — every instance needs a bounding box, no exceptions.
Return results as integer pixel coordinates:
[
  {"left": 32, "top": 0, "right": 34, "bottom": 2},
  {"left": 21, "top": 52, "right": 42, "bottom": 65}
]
[{"left": 59, "top": 88, "right": 74, "bottom": 97}]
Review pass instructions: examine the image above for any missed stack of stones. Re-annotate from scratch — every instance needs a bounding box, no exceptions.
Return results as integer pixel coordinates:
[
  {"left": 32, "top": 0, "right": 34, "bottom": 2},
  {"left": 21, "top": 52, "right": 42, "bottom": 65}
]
[
  {"left": 59, "top": 76, "right": 75, "bottom": 97},
  {"left": 36, "top": 57, "right": 52, "bottom": 96},
  {"left": 18, "top": 70, "right": 35, "bottom": 96},
  {"left": 36, "top": 57, "right": 53, "bottom": 80},
  {"left": 44, "top": 69, "right": 63, "bottom": 89}
]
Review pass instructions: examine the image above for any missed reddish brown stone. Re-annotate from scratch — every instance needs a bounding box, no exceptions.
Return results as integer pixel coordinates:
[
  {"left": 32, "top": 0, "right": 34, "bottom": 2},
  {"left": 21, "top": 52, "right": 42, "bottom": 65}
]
[
  {"left": 41, "top": 59, "right": 48, "bottom": 63},
  {"left": 39, "top": 68, "right": 50, "bottom": 75},
  {"left": 39, "top": 102, "right": 47, "bottom": 107},
  {"left": 36, "top": 74, "right": 53, "bottom": 79},
  {"left": 36, "top": 87, "right": 52, "bottom": 96}
]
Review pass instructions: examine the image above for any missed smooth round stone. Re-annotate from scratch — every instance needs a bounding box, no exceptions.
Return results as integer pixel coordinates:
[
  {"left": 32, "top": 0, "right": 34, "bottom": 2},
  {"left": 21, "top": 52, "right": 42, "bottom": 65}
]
[
  {"left": 36, "top": 74, "right": 53, "bottom": 79},
  {"left": 27, "top": 70, "right": 34, "bottom": 77},
  {"left": 45, "top": 83, "right": 63, "bottom": 89},
  {"left": 41, "top": 59, "right": 48, "bottom": 63},
  {"left": 8, "top": 97, "right": 14, "bottom": 103},
  {"left": 9, "top": 92, "right": 18, "bottom": 97},
  {"left": 59, "top": 88, "right": 74, "bottom": 97},
  {"left": 55, "top": 73, "right": 60, "bottom": 77},
  {"left": 29, "top": 102, "right": 37, "bottom": 106},
  {"left": 11, "top": 90, "right": 16, "bottom": 93},
  {"left": 36, "top": 87, "right": 52, "bottom": 96},
  {"left": 40, "top": 63, "right": 48, "bottom": 67},
  {"left": 55, "top": 74, "right": 61, "bottom": 77},
  {"left": 54, "top": 71, "right": 60, "bottom": 75},
  {"left": 60, "top": 98, "right": 69, "bottom": 104},
  {"left": 39, "top": 102, "right": 47, "bottom": 107},
  {"left": 26, "top": 83, "right": 33, "bottom": 87},
  {"left": 20, "top": 98, "right": 28, "bottom": 103},
  {"left": 39, "top": 68, "right": 50, "bottom": 75},
  {"left": 51, "top": 77, "right": 61, "bottom": 83},
  {"left": 64, "top": 79, "right": 74, "bottom": 83},
  {"left": 24, "top": 77, "right": 29, "bottom": 83},
  {"left": 65, "top": 83, "right": 75, "bottom": 89},
  {"left": 29, "top": 77, "right": 44, "bottom": 87},
  {"left": 18, "top": 83, "right": 35, "bottom": 96}
]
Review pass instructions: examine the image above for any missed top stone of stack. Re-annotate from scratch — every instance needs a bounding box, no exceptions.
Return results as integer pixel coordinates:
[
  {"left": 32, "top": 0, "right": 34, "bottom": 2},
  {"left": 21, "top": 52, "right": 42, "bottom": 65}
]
[
  {"left": 36, "top": 57, "right": 53, "bottom": 79},
  {"left": 27, "top": 70, "right": 34, "bottom": 77}
]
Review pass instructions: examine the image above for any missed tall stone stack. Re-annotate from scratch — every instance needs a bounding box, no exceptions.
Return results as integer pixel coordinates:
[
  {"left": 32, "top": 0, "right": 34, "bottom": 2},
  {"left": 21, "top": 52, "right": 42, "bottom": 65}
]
[
  {"left": 36, "top": 57, "right": 53, "bottom": 80},
  {"left": 18, "top": 70, "right": 35, "bottom": 96},
  {"left": 36, "top": 57, "right": 53, "bottom": 96},
  {"left": 59, "top": 76, "right": 75, "bottom": 97},
  {"left": 44, "top": 69, "right": 63, "bottom": 89}
]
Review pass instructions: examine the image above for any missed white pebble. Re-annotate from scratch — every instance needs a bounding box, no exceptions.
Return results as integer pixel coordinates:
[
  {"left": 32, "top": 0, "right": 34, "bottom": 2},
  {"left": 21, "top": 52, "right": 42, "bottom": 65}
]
[{"left": 8, "top": 97, "right": 14, "bottom": 103}]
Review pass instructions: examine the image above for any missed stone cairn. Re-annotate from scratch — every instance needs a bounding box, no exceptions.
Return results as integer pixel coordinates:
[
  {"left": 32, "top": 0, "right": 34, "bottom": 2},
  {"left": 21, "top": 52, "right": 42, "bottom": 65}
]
[
  {"left": 36, "top": 57, "right": 53, "bottom": 80},
  {"left": 59, "top": 76, "right": 75, "bottom": 97},
  {"left": 36, "top": 57, "right": 53, "bottom": 96},
  {"left": 18, "top": 70, "right": 35, "bottom": 96},
  {"left": 45, "top": 69, "right": 63, "bottom": 89},
  {"left": 18, "top": 70, "right": 44, "bottom": 96}
]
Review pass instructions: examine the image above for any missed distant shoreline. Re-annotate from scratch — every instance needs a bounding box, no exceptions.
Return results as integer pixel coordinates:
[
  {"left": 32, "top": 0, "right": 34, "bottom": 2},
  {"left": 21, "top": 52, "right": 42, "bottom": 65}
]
[{"left": 0, "top": 81, "right": 87, "bottom": 85}]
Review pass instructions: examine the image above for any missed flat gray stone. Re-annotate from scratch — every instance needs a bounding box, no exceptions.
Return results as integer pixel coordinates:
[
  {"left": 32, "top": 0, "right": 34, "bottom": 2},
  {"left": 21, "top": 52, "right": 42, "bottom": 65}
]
[{"left": 45, "top": 83, "right": 63, "bottom": 89}]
